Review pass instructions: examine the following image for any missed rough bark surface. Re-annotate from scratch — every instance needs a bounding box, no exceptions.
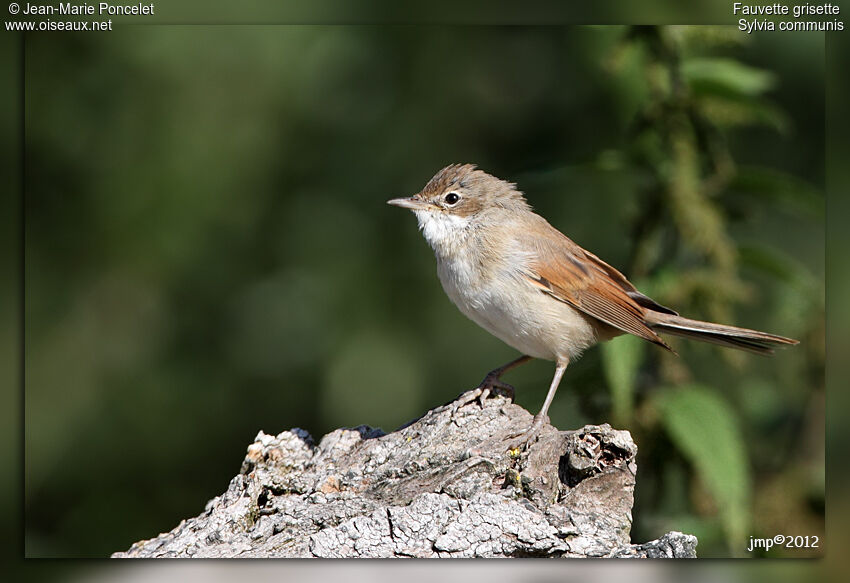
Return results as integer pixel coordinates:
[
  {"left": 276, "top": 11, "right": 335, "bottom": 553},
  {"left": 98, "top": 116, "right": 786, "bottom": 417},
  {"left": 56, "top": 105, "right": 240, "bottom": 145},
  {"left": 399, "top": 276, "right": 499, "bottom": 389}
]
[{"left": 113, "top": 391, "right": 697, "bottom": 558}]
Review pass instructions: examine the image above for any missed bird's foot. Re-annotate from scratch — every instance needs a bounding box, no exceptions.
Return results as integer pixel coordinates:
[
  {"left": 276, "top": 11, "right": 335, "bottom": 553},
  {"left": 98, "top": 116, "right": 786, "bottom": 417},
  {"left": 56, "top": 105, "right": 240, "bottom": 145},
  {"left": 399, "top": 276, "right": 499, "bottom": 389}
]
[
  {"left": 463, "top": 413, "right": 548, "bottom": 460},
  {"left": 450, "top": 374, "right": 516, "bottom": 413},
  {"left": 502, "top": 413, "right": 548, "bottom": 454},
  {"left": 447, "top": 376, "right": 516, "bottom": 422},
  {"left": 473, "top": 372, "right": 516, "bottom": 406}
]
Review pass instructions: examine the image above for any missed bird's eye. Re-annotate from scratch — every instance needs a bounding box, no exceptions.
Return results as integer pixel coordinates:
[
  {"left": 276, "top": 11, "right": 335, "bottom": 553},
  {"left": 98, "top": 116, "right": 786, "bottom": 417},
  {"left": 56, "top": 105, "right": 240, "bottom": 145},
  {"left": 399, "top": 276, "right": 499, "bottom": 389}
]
[{"left": 444, "top": 192, "right": 460, "bottom": 205}]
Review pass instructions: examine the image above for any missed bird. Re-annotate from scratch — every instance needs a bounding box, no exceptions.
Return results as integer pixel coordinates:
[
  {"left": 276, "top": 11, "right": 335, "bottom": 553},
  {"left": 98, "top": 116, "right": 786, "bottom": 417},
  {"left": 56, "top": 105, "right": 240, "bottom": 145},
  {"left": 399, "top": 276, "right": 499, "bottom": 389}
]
[{"left": 387, "top": 164, "right": 798, "bottom": 442}]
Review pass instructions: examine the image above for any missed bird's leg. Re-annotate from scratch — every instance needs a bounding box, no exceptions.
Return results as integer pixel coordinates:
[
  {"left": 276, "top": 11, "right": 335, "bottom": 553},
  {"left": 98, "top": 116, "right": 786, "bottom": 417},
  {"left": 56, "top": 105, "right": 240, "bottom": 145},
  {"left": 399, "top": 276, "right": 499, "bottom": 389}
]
[
  {"left": 454, "top": 355, "right": 532, "bottom": 409},
  {"left": 528, "top": 361, "right": 567, "bottom": 435},
  {"left": 504, "top": 360, "right": 568, "bottom": 450}
]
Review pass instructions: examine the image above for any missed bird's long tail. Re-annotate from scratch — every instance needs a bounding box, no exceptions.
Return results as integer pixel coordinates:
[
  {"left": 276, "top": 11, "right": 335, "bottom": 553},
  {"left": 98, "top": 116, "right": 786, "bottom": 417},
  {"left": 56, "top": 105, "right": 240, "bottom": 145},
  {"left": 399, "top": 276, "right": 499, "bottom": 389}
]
[{"left": 645, "top": 311, "right": 799, "bottom": 355}]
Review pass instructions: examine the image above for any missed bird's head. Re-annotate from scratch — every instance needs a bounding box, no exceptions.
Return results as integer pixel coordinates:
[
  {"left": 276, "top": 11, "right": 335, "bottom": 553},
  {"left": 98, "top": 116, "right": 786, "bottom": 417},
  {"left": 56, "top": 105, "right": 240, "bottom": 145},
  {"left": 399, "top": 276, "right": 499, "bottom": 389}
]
[{"left": 387, "top": 164, "right": 529, "bottom": 254}]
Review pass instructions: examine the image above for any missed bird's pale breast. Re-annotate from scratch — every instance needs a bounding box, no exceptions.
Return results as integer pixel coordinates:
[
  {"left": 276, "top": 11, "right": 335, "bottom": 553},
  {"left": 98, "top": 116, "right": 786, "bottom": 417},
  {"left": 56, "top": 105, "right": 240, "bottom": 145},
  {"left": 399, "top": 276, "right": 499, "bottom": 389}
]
[{"left": 435, "top": 250, "right": 601, "bottom": 363}]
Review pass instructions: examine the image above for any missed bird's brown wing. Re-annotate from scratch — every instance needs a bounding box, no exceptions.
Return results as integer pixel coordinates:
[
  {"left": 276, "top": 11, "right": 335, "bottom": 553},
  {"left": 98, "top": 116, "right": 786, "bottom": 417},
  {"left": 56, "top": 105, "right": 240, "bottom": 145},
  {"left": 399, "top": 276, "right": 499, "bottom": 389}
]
[
  {"left": 579, "top": 248, "right": 679, "bottom": 316},
  {"left": 520, "top": 222, "right": 673, "bottom": 351}
]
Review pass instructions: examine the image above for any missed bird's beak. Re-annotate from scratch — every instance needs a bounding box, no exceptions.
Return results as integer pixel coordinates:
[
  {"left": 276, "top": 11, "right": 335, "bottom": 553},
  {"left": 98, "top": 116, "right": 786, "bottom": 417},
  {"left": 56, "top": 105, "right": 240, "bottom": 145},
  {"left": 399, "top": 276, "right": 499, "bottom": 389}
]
[{"left": 387, "top": 196, "right": 429, "bottom": 211}]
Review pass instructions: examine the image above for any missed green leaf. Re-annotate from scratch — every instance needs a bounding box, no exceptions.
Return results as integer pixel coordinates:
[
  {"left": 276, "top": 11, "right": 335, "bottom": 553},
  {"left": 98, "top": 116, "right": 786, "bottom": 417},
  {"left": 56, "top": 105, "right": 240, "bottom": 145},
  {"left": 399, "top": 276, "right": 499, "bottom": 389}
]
[
  {"left": 654, "top": 384, "right": 751, "bottom": 554},
  {"left": 682, "top": 57, "right": 776, "bottom": 97},
  {"left": 731, "top": 167, "right": 824, "bottom": 218},
  {"left": 697, "top": 96, "right": 789, "bottom": 132},
  {"left": 601, "top": 334, "right": 645, "bottom": 425},
  {"left": 738, "top": 244, "right": 817, "bottom": 289}
]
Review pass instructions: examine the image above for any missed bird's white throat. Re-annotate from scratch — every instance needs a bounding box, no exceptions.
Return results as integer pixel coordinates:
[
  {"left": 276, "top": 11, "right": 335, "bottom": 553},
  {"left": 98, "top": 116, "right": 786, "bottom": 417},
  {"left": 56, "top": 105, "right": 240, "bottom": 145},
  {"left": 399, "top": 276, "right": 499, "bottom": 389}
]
[{"left": 414, "top": 210, "right": 472, "bottom": 256}]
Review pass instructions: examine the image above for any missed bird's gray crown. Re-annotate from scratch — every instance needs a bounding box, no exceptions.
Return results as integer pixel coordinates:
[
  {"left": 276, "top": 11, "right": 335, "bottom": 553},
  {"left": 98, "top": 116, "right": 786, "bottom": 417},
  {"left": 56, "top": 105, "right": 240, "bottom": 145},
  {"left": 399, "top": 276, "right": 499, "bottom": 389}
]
[{"left": 419, "top": 164, "right": 531, "bottom": 214}]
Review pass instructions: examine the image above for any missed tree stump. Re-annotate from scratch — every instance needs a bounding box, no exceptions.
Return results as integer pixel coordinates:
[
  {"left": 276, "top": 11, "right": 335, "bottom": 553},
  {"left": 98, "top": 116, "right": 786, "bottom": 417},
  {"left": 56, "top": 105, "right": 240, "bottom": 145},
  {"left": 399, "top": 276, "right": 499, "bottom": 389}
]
[{"left": 113, "top": 391, "right": 697, "bottom": 558}]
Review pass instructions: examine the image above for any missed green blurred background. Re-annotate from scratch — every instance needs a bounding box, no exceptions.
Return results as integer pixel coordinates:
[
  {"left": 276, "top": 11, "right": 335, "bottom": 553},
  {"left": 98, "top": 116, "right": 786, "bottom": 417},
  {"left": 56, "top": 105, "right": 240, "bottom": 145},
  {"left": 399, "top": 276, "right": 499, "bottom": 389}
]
[{"left": 23, "top": 26, "right": 823, "bottom": 558}]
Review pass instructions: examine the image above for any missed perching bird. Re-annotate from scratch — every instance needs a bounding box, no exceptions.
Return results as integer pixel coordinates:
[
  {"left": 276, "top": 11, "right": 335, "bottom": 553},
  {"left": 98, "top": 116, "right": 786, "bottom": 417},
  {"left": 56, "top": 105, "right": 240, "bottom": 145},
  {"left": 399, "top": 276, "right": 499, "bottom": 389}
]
[{"left": 388, "top": 164, "right": 798, "bottom": 441}]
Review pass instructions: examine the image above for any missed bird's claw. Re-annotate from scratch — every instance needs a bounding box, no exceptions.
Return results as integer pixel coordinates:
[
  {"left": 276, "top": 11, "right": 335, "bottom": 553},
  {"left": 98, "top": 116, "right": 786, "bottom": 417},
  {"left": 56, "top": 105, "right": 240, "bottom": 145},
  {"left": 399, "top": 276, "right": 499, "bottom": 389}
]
[
  {"left": 475, "top": 374, "right": 515, "bottom": 405},
  {"left": 501, "top": 413, "right": 548, "bottom": 453},
  {"left": 448, "top": 376, "right": 516, "bottom": 420},
  {"left": 450, "top": 375, "right": 516, "bottom": 415}
]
